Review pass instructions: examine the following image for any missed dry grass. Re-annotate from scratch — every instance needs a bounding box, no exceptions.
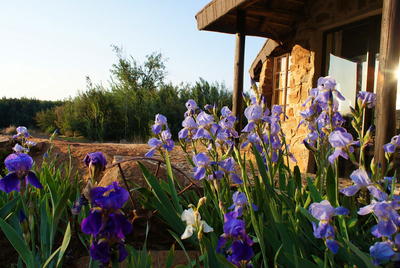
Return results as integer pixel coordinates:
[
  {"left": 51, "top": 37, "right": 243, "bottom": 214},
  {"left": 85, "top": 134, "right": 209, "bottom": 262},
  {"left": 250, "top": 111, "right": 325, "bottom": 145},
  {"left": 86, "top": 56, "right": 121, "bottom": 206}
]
[{"left": 2, "top": 125, "right": 16, "bottom": 135}]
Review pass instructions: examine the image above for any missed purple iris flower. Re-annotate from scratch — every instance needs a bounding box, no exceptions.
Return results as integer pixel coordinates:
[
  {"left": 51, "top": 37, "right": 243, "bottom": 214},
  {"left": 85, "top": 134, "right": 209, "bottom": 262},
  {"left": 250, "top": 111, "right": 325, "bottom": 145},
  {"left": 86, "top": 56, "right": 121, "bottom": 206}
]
[
  {"left": 145, "top": 130, "right": 175, "bottom": 157},
  {"left": 263, "top": 133, "right": 281, "bottom": 150},
  {"left": 263, "top": 135, "right": 281, "bottom": 162},
  {"left": 312, "top": 222, "right": 338, "bottom": 253},
  {"left": 12, "top": 144, "right": 29, "bottom": 154},
  {"left": 370, "top": 242, "right": 397, "bottom": 266},
  {"left": 383, "top": 135, "right": 400, "bottom": 153},
  {"left": 309, "top": 200, "right": 349, "bottom": 222},
  {"left": 302, "top": 87, "right": 319, "bottom": 107},
  {"left": 241, "top": 133, "right": 263, "bottom": 153},
  {"left": 271, "top": 105, "right": 283, "bottom": 115},
  {"left": 242, "top": 105, "right": 264, "bottom": 132},
  {"left": 214, "top": 131, "right": 233, "bottom": 150},
  {"left": 25, "top": 141, "right": 36, "bottom": 148},
  {"left": 298, "top": 106, "right": 316, "bottom": 128},
  {"left": 208, "top": 170, "right": 225, "bottom": 180},
  {"left": 90, "top": 182, "right": 130, "bottom": 211},
  {"left": 314, "top": 76, "right": 345, "bottom": 104},
  {"left": 221, "top": 106, "right": 234, "bottom": 117},
  {"left": 302, "top": 132, "right": 319, "bottom": 147},
  {"left": 367, "top": 186, "right": 389, "bottom": 201},
  {"left": 145, "top": 138, "right": 163, "bottom": 157},
  {"left": 316, "top": 111, "right": 344, "bottom": 131},
  {"left": 219, "top": 108, "right": 239, "bottom": 138},
  {"left": 82, "top": 210, "right": 132, "bottom": 238},
  {"left": 81, "top": 207, "right": 103, "bottom": 236},
  {"left": 204, "top": 104, "right": 212, "bottom": 111},
  {"left": 357, "top": 91, "right": 377, "bottom": 109},
  {"left": 86, "top": 212, "right": 131, "bottom": 263},
  {"left": 309, "top": 200, "right": 349, "bottom": 253},
  {"left": 328, "top": 130, "right": 355, "bottom": 164},
  {"left": 151, "top": 114, "right": 168, "bottom": 134},
  {"left": 83, "top": 152, "right": 107, "bottom": 180},
  {"left": 184, "top": 100, "right": 198, "bottom": 117},
  {"left": 219, "top": 157, "right": 242, "bottom": 184},
  {"left": 340, "top": 168, "right": 372, "bottom": 196},
  {"left": 332, "top": 112, "right": 345, "bottom": 127},
  {"left": 193, "top": 153, "right": 212, "bottom": 180},
  {"left": 0, "top": 153, "right": 43, "bottom": 193},
  {"left": 228, "top": 191, "right": 258, "bottom": 216},
  {"left": 193, "top": 112, "right": 215, "bottom": 140},
  {"left": 186, "top": 99, "right": 197, "bottom": 110},
  {"left": 358, "top": 200, "right": 400, "bottom": 237},
  {"left": 13, "top": 126, "right": 30, "bottom": 139},
  {"left": 161, "top": 131, "right": 175, "bottom": 151},
  {"left": 228, "top": 241, "right": 254, "bottom": 267},
  {"left": 71, "top": 194, "right": 89, "bottom": 215},
  {"left": 90, "top": 240, "right": 110, "bottom": 263},
  {"left": 217, "top": 211, "right": 254, "bottom": 266},
  {"left": 178, "top": 117, "right": 198, "bottom": 140},
  {"left": 82, "top": 184, "right": 132, "bottom": 265}
]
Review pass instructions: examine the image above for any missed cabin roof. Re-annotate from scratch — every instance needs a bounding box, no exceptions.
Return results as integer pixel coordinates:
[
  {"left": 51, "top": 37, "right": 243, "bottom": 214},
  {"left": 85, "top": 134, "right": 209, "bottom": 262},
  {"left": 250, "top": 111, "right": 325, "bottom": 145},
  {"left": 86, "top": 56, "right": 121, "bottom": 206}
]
[{"left": 195, "top": 0, "right": 310, "bottom": 43}]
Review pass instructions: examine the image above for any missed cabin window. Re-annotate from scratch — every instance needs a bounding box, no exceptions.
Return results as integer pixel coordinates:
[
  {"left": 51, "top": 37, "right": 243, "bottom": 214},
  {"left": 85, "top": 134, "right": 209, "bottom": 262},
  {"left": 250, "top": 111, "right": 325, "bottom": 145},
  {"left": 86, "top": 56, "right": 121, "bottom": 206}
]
[
  {"left": 272, "top": 53, "right": 291, "bottom": 118},
  {"left": 323, "top": 16, "right": 381, "bottom": 115}
]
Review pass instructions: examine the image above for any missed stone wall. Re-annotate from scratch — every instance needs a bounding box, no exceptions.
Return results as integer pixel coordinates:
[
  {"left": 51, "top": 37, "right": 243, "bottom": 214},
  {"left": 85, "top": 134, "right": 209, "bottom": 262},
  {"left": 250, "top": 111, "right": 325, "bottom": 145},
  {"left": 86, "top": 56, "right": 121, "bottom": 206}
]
[
  {"left": 281, "top": 45, "right": 314, "bottom": 173},
  {"left": 258, "top": 58, "right": 273, "bottom": 109},
  {"left": 254, "top": 0, "right": 382, "bottom": 172}
]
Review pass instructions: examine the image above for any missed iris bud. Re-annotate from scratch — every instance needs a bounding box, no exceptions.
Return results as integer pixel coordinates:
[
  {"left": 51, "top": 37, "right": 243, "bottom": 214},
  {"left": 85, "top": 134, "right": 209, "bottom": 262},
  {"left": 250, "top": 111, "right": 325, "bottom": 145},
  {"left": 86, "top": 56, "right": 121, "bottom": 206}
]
[
  {"left": 388, "top": 161, "right": 395, "bottom": 172},
  {"left": 370, "top": 157, "right": 377, "bottom": 174},
  {"left": 198, "top": 197, "right": 206, "bottom": 208}
]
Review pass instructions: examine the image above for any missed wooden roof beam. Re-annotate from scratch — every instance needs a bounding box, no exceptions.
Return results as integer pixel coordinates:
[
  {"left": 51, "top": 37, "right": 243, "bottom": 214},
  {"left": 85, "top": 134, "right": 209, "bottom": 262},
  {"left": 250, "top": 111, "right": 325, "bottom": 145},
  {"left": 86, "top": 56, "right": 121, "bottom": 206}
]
[
  {"left": 260, "top": 17, "right": 282, "bottom": 43},
  {"left": 269, "top": 21, "right": 292, "bottom": 29},
  {"left": 238, "top": 0, "right": 260, "bottom": 10},
  {"left": 286, "top": 0, "right": 305, "bottom": 4},
  {"left": 227, "top": 14, "right": 259, "bottom": 22},
  {"left": 247, "top": 7, "right": 309, "bottom": 21}
]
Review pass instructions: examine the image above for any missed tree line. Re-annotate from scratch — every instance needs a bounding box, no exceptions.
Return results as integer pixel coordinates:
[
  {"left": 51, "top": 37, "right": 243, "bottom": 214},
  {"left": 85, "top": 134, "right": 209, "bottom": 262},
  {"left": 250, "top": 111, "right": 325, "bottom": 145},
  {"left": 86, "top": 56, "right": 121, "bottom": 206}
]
[{"left": 1, "top": 46, "right": 233, "bottom": 142}]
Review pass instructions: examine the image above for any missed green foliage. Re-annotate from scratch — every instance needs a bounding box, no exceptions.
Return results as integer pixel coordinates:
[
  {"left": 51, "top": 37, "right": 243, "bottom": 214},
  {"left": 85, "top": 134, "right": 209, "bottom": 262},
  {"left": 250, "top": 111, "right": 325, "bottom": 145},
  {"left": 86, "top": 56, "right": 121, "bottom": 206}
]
[
  {"left": 32, "top": 46, "right": 232, "bottom": 142},
  {"left": 0, "top": 134, "right": 76, "bottom": 267},
  {"left": 0, "top": 97, "right": 60, "bottom": 130}
]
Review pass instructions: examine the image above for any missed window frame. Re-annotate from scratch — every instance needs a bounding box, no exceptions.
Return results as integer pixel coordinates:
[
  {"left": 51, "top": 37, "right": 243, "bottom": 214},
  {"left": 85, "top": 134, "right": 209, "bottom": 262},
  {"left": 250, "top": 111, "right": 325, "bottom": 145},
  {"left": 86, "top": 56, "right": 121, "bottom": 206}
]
[{"left": 272, "top": 53, "right": 291, "bottom": 119}]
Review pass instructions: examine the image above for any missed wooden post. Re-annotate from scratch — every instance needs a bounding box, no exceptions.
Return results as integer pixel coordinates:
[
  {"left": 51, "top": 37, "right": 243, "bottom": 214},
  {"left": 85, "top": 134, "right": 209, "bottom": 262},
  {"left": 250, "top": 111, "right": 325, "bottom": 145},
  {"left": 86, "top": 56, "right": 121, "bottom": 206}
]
[
  {"left": 363, "top": 16, "right": 380, "bottom": 163},
  {"left": 374, "top": 0, "right": 400, "bottom": 171},
  {"left": 233, "top": 9, "right": 246, "bottom": 135}
]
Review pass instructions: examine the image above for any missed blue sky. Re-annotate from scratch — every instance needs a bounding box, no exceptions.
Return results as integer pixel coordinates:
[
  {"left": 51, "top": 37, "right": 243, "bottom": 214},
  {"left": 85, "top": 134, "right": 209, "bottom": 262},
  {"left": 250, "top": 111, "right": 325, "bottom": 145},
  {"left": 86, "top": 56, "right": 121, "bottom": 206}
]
[{"left": 0, "top": 1, "right": 266, "bottom": 101}]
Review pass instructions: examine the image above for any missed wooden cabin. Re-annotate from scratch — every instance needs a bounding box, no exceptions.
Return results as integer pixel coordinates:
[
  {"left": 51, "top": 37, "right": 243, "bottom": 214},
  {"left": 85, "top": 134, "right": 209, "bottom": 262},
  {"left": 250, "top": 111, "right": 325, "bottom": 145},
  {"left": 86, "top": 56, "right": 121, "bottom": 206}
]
[{"left": 196, "top": 0, "right": 400, "bottom": 172}]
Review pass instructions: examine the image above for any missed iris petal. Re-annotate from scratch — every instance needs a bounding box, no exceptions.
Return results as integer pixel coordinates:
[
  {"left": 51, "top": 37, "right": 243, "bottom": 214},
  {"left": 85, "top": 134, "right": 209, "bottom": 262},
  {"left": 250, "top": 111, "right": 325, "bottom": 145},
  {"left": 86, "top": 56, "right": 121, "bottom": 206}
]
[
  {"left": 26, "top": 171, "right": 43, "bottom": 189},
  {"left": 0, "top": 173, "right": 20, "bottom": 193}
]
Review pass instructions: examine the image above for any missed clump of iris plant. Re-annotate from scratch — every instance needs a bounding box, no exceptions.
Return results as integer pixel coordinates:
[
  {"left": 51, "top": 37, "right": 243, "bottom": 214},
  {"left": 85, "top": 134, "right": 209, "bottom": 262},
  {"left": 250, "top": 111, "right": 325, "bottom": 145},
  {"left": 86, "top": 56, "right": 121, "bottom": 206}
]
[
  {"left": 81, "top": 182, "right": 132, "bottom": 265},
  {"left": 299, "top": 76, "right": 348, "bottom": 156}
]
